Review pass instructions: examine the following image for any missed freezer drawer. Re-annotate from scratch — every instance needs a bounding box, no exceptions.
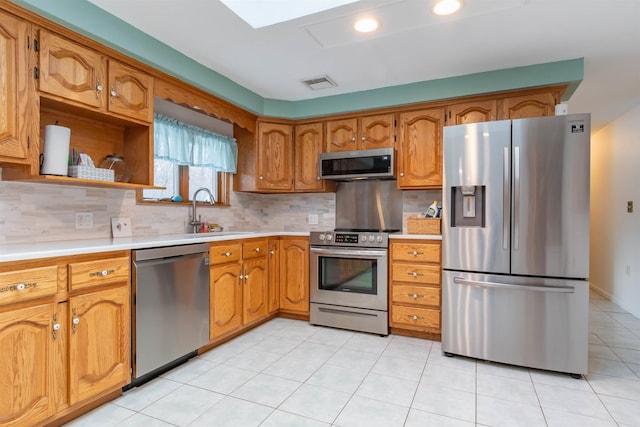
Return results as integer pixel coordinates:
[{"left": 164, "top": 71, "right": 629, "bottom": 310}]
[{"left": 442, "top": 270, "right": 588, "bottom": 375}]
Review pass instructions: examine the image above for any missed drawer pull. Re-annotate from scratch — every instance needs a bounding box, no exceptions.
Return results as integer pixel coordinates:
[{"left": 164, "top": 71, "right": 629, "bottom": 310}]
[
  {"left": 409, "top": 272, "right": 424, "bottom": 277},
  {"left": 90, "top": 269, "right": 115, "bottom": 277},
  {"left": 222, "top": 251, "right": 232, "bottom": 257},
  {"left": 0, "top": 282, "right": 37, "bottom": 292},
  {"left": 410, "top": 293, "right": 422, "bottom": 299},
  {"left": 409, "top": 251, "right": 424, "bottom": 256},
  {"left": 412, "top": 315, "right": 419, "bottom": 320},
  {"left": 254, "top": 247, "right": 261, "bottom": 252}
]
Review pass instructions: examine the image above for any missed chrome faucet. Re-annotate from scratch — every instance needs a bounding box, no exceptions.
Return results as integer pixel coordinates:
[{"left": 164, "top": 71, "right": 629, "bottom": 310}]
[{"left": 189, "top": 187, "right": 215, "bottom": 233}]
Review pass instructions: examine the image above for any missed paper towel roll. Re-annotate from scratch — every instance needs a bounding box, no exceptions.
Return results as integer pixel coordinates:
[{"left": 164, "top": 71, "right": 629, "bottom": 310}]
[{"left": 41, "top": 125, "right": 71, "bottom": 176}]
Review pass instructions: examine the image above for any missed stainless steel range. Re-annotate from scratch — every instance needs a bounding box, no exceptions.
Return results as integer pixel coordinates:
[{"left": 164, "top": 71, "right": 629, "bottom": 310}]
[
  {"left": 309, "top": 230, "right": 390, "bottom": 335},
  {"left": 309, "top": 179, "right": 402, "bottom": 335}
]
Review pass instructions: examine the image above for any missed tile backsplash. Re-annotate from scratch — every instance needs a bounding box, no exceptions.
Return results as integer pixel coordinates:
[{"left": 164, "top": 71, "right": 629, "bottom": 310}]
[{"left": 0, "top": 181, "right": 440, "bottom": 244}]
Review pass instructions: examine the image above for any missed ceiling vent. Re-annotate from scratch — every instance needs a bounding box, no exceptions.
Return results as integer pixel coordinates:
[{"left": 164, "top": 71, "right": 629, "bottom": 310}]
[{"left": 302, "top": 75, "right": 337, "bottom": 90}]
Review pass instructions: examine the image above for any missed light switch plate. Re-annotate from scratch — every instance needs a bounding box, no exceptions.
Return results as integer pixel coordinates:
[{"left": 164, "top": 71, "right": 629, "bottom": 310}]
[{"left": 111, "top": 217, "right": 132, "bottom": 238}]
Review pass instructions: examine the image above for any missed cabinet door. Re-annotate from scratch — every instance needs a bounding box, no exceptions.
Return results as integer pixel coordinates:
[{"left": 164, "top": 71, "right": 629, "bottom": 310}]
[
  {"left": 397, "top": 108, "right": 444, "bottom": 189},
  {"left": 242, "top": 257, "right": 268, "bottom": 324},
  {"left": 107, "top": 60, "right": 153, "bottom": 122},
  {"left": 39, "top": 31, "right": 107, "bottom": 109},
  {"left": 501, "top": 92, "right": 556, "bottom": 119},
  {"left": 210, "top": 262, "right": 243, "bottom": 339},
  {"left": 267, "top": 239, "right": 280, "bottom": 314},
  {"left": 326, "top": 118, "right": 357, "bottom": 152},
  {"left": 447, "top": 100, "right": 497, "bottom": 125},
  {"left": 360, "top": 113, "right": 394, "bottom": 150},
  {"left": 294, "top": 122, "right": 324, "bottom": 191},
  {"left": 279, "top": 238, "right": 309, "bottom": 314},
  {"left": 256, "top": 122, "right": 293, "bottom": 191},
  {"left": 0, "top": 12, "right": 29, "bottom": 160},
  {"left": 0, "top": 304, "right": 55, "bottom": 426},
  {"left": 68, "top": 286, "right": 130, "bottom": 405}
]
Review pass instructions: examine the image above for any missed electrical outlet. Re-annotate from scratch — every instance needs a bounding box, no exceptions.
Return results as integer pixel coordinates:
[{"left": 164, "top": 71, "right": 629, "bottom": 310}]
[
  {"left": 308, "top": 214, "right": 319, "bottom": 225},
  {"left": 75, "top": 212, "right": 93, "bottom": 230},
  {"left": 628, "top": 201, "right": 633, "bottom": 213},
  {"left": 111, "top": 217, "right": 132, "bottom": 238}
]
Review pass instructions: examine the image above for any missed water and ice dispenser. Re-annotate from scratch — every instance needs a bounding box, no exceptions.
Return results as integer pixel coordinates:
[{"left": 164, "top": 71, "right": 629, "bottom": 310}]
[{"left": 450, "top": 185, "right": 485, "bottom": 227}]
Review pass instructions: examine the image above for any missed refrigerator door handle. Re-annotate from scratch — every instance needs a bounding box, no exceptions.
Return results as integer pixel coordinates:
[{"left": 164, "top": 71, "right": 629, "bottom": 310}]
[
  {"left": 453, "top": 277, "right": 574, "bottom": 293},
  {"left": 503, "top": 147, "right": 510, "bottom": 250},
  {"left": 513, "top": 146, "right": 520, "bottom": 250}
]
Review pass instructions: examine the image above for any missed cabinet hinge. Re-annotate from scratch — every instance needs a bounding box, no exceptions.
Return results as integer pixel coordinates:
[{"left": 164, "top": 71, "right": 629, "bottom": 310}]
[
  {"left": 33, "top": 66, "right": 39, "bottom": 79},
  {"left": 27, "top": 35, "right": 30, "bottom": 50},
  {"left": 27, "top": 136, "right": 30, "bottom": 149},
  {"left": 33, "top": 38, "right": 39, "bottom": 52}
]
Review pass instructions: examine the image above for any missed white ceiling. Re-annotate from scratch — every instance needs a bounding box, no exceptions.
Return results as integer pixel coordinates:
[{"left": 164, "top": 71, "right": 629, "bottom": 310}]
[{"left": 87, "top": 0, "right": 640, "bottom": 132}]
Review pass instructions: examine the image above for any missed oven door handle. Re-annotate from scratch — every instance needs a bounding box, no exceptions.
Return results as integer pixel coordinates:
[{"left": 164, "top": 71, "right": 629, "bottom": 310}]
[{"left": 310, "top": 247, "right": 387, "bottom": 257}]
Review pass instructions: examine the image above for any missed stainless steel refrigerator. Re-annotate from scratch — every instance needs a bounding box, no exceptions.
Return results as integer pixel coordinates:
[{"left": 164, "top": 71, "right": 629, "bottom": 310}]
[{"left": 441, "top": 113, "right": 590, "bottom": 376}]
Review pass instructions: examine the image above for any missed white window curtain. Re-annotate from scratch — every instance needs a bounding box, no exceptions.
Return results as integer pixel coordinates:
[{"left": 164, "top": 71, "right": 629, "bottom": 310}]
[{"left": 153, "top": 113, "right": 237, "bottom": 173}]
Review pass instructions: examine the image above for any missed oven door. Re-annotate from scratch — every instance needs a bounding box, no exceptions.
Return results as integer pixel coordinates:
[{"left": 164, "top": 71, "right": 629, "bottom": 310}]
[{"left": 310, "top": 246, "right": 388, "bottom": 311}]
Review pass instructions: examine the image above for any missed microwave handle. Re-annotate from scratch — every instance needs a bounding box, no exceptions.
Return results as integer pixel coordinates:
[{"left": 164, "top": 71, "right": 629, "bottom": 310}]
[{"left": 310, "top": 247, "right": 387, "bottom": 258}]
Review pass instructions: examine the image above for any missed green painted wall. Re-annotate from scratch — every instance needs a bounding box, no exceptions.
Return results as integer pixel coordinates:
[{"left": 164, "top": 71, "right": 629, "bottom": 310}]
[{"left": 12, "top": 0, "right": 583, "bottom": 119}]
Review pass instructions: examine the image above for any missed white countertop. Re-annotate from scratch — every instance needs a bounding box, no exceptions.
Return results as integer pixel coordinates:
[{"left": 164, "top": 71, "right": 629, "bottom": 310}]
[
  {"left": 0, "top": 232, "right": 309, "bottom": 263},
  {"left": 0, "top": 231, "right": 442, "bottom": 263}
]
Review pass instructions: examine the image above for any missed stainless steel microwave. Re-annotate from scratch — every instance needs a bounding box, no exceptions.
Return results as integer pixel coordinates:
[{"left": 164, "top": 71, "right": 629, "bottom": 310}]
[{"left": 319, "top": 148, "right": 395, "bottom": 180}]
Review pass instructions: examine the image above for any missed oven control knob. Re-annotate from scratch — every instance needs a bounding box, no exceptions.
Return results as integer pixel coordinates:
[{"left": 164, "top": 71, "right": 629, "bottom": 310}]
[
  {"left": 319, "top": 234, "right": 326, "bottom": 241},
  {"left": 326, "top": 234, "right": 333, "bottom": 241},
  {"left": 369, "top": 235, "right": 376, "bottom": 242},
  {"left": 376, "top": 235, "right": 383, "bottom": 243}
]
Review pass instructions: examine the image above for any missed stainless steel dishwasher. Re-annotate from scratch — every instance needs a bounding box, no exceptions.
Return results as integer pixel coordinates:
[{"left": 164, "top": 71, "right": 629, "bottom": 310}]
[{"left": 131, "top": 243, "right": 210, "bottom": 385}]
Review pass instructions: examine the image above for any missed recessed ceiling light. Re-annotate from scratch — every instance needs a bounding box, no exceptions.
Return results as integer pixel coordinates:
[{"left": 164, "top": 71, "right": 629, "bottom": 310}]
[
  {"left": 433, "top": 0, "right": 462, "bottom": 16},
  {"left": 354, "top": 17, "right": 379, "bottom": 33}
]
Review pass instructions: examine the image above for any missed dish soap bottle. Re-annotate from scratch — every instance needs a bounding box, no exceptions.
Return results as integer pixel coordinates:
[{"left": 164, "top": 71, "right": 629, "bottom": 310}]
[{"left": 426, "top": 200, "right": 439, "bottom": 218}]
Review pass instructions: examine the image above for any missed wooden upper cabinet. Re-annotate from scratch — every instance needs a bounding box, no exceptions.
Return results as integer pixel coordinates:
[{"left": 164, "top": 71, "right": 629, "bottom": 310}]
[
  {"left": 294, "top": 122, "right": 324, "bottom": 191},
  {"left": 257, "top": 122, "right": 294, "bottom": 191},
  {"left": 39, "top": 30, "right": 106, "bottom": 109},
  {"left": 360, "top": 113, "right": 394, "bottom": 150},
  {"left": 326, "top": 114, "right": 394, "bottom": 152},
  {"left": 38, "top": 30, "right": 153, "bottom": 123},
  {"left": 446, "top": 100, "right": 497, "bottom": 125},
  {"left": 0, "top": 303, "right": 55, "bottom": 427},
  {"left": 500, "top": 92, "right": 557, "bottom": 119},
  {"left": 68, "top": 286, "right": 130, "bottom": 405},
  {"left": 326, "top": 118, "right": 357, "bottom": 152},
  {"left": 397, "top": 108, "right": 444, "bottom": 189},
  {"left": 0, "top": 11, "right": 30, "bottom": 160},
  {"left": 107, "top": 60, "right": 153, "bottom": 122}
]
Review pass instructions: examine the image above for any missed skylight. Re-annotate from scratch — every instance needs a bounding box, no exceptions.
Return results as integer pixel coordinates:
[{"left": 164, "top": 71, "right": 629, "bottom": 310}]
[{"left": 220, "top": 0, "right": 360, "bottom": 29}]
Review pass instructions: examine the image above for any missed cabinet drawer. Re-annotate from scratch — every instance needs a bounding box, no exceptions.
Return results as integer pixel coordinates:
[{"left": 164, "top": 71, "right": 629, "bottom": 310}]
[
  {"left": 392, "top": 284, "right": 440, "bottom": 307},
  {"left": 210, "top": 243, "right": 242, "bottom": 265},
  {"left": 243, "top": 239, "right": 268, "bottom": 259},
  {"left": 392, "top": 263, "right": 440, "bottom": 285},
  {"left": 0, "top": 265, "right": 58, "bottom": 305},
  {"left": 68, "top": 256, "right": 130, "bottom": 292},
  {"left": 391, "top": 305, "right": 440, "bottom": 330},
  {"left": 391, "top": 242, "right": 441, "bottom": 263}
]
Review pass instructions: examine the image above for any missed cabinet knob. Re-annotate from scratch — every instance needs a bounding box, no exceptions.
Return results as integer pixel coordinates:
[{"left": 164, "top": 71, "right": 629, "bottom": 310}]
[
  {"left": 254, "top": 247, "right": 261, "bottom": 252},
  {"left": 223, "top": 251, "right": 231, "bottom": 257},
  {"left": 16, "top": 283, "right": 26, "bottom": 291},
  {"left": 270, "top": 250, "right": 275, "bottom": 255},
  {"left": 72, "top": 317, "right": 80, "bottom": 325},
  {"left": 53, "top": 323, "right": 61, "bottom": 331},
  {"left": 412, "top": 272, "right": 418, "bottom": 277},
  {"left": 259, "top": 176, "right": 263, "bottom": 180},
  {"left": 400, "top": 171, "right": 405, "bottom": 177},
  {"left": 412, "top": 315, "right": 418, "bottom": 320},
  {"left": 412, "top": 294, "right": 418, "bottom": 299},
  {"left": 351, "top": 135, "right": 356, "bottom": 142},
  {"left": 361, "top": 135, "right": 365, "bottom": 141}
]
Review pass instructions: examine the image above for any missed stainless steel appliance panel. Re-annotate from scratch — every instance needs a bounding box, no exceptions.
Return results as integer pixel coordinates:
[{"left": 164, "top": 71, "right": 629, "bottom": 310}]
[
  {"left": 511, "top": 114, "right": 590, "bottom": 279},
  {"left": 132, "top": 244, "right": 210, "bottom": 379},
  {"left": 309, "top": 246, "right": 388, "bottom": 311},
  {"left": 310, "top": 303, "right": 388, "bottom": 335},
  {"left": 442, "top": 120, "right": 511, "bottom": 274},
  {"left": 336, "top": 180, "right": 402, "bottom": 232},
  {"left": 442, "top": 270, "right": 588, "bottom": 374}
]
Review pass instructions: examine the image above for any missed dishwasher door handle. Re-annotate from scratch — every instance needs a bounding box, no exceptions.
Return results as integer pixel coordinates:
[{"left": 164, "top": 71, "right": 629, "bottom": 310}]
[{"left": 133, "top": 252, "right": 208, "bottom": 268}]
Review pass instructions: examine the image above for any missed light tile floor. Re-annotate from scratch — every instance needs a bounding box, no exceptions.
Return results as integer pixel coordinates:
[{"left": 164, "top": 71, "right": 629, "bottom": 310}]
[{"left": 66, "top": 291, "right": 640, "bottom": 426}]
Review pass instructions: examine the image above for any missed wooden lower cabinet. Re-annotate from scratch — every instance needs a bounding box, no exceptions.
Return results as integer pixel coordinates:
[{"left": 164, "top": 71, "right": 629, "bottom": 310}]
[
  {"left": 0, "top": 251, "right": 130, "bottom": 426},
  {"left": 209, "top": 239, "right": 270, "bottom": 340},
  {"left": 0, "top": 303, "right": 56, "bottom": 427},
  {"left": 389, "top": 239, "right": 442, "bottom": 338},
  {"left": 279, "top": 237, "right": 309, "bottom": 315},
  {"left": 68, "top": 285, "right": 130, "bottom": 405}
]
